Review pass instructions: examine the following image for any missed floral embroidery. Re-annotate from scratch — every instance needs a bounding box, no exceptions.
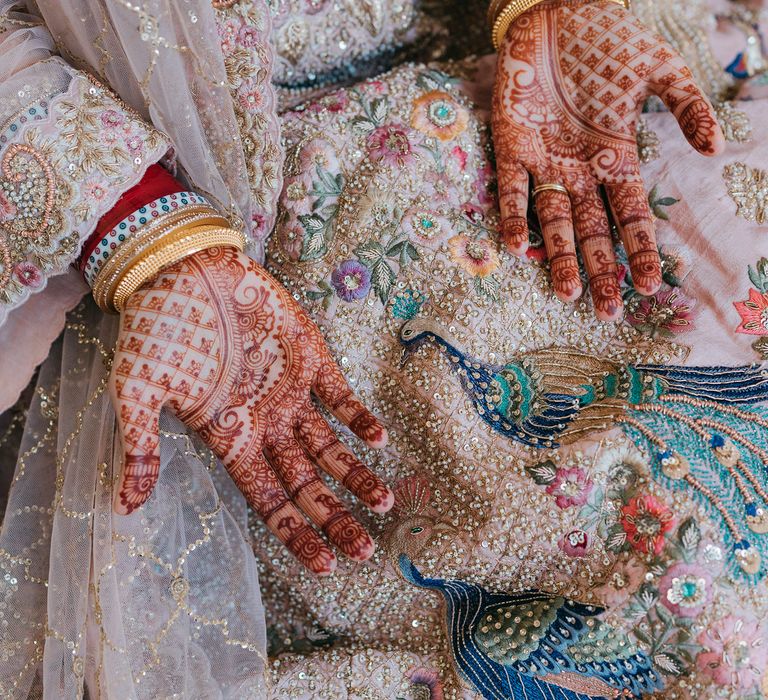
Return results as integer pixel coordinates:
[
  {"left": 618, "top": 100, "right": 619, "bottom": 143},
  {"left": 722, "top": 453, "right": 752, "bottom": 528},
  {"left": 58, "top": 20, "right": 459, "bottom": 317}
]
[
  {"left": 696, "top": 616, "right": 768, "bottom": 690},
  {"left": 213, "top": 0, "right": 282, "bottom": 241},
  {"left": 367, "top": 124, "right": 415, "bottom": 167},
  {"left": 734, "top": 256, "right": 768, "bottom": 359},
  {"left": 0, "top": 74, "right": 169, "bottom": 325},
  {"left": 391, "top": 289, "right": 426, "bottom": 321},
  {"left": 399, "top": 667, "right": 445, "bottom": 700},
  {"left": 448, "top": 235, "right": 499, "bottom": 278},
  {"left": 625, "top": 286, "right": 696, "bottom": 338},
  {"left": 410, "top": 91, "right": 469, "bottom": 142},
  {"left": 735, "top": 288, "right": 768, "bottom": 335},
  {"left": 723, "top": 161, "right": 768, "bottom": 224},
  {"left": 620, "top": 494, "right": 675, "bottom": 556},
  {"left": 558, "top": 528, "right": 590, "bottom": 557},
  {"left": 330, "top": 260, "right": 371, "bottom": 301},
  {"left": 658, "top": 562, "right": 711, "bottom": 618},
  {"left": 545, "top": 466, "right": 593, "bottom": 508}
]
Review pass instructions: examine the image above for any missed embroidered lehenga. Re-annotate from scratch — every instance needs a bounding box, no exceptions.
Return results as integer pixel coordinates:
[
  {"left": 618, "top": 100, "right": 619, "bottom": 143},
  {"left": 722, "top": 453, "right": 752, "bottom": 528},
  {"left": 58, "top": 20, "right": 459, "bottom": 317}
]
[{"left": 1, "top": 0, "right": 767, "bottom": 698}]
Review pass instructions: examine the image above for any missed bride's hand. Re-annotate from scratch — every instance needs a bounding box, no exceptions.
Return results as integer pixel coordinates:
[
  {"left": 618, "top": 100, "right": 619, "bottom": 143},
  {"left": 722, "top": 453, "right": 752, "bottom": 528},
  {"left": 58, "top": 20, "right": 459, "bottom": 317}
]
[
  {"left": 109, "top": 246, "right": 392, "bottom": 574},
  {"left": 492, "top": 0, "right": 725, "bottom": 321}
]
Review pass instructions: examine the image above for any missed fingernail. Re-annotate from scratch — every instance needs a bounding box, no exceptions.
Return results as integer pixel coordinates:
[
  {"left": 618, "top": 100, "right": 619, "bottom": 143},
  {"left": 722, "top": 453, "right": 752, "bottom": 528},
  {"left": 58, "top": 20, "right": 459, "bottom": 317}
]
[{"left": 371, "top": 488, "right": 395, "bottom": 515}]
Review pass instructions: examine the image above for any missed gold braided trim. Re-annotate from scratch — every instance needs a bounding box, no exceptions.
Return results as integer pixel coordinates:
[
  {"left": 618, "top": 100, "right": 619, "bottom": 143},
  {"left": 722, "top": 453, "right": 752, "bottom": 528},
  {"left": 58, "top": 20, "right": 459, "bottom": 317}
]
[
  {"left": 109, "top": 226, "right": 246, "bottom": 313},
  {"left": 489, "top": 0, "right": 630, "bottom": 51}
]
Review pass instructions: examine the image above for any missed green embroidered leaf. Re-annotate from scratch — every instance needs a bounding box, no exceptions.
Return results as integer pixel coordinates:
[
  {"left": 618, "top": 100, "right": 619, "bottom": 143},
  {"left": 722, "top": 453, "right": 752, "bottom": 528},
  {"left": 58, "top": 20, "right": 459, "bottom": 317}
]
[
  {"left": 416, "top": 69, "right": 457, "bottom": 92},
  {"left": 474, "top": 275, "right": 500, "bottom": 301},
  {"left": 605, "top": 527, "right": 628, "bottom": 553},
  {"left": 632, "top": 627, "right": 651, "bottom": 646},
  {"left": 748, "top": 257, "right": 768, "bottom": 292},
  {"left": 653, "top": 652, "right": 685, "bottom": 676},
  {"left": 355, "top": 241, "right": 395, "bottom": 303},
  {"left": 351, "top": 115, "right": 376, "bottom": 135},
  {"left": 355, "top": 240, "right": 386, "bottom": 266},
  {"left": 648, "top": 184, "right": 680, "bottom": 221},
  {"left": 677, "top": 517, "right": 701, "bottom": 555},
  {"left": 638, "top": 583, "right": 659, "bottom": 609},
  {"left": 299, "top": 214, "right": 328, "bottom": 260},
  {"left": 371, "top": 97, "right": 389, "bottom": 125},
  {"left": 524, "top": 460, "right": 558, "bottom": 485},
  {"left": 367, "top": 257, "right": 397, "bottom": 304}
]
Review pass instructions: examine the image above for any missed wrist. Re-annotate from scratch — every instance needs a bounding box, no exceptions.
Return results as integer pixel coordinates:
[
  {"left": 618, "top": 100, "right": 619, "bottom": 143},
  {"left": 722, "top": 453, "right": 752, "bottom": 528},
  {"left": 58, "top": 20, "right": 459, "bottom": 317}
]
[
  {"left": 488, "top": 0, "right": 629, "bottom": 51},
  {"left": 84, "top": 165, "right": 245, "bottom": 313}
]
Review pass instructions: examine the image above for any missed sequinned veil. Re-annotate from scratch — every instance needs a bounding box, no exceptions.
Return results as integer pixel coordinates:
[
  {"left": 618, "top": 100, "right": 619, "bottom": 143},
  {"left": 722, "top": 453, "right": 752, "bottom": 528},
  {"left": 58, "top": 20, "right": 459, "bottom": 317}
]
[{"left": 0, "top": 0, "right": 274, "bottom": 696}]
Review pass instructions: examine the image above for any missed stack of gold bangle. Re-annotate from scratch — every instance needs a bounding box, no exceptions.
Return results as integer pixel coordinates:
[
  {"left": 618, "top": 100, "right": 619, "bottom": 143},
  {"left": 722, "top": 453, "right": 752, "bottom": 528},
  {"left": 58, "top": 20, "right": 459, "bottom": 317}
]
[
  {"left": 91, "top": 204, "right": 246, "bottom": 313},
  {"left": 488, "top": 0, "right": 630, "bottom": 51}
]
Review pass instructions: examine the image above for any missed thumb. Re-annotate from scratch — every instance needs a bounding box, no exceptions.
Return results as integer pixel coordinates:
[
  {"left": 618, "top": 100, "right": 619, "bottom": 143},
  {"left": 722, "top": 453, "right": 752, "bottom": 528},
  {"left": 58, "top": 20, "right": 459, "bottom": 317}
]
[
  {"left": 651, "top": 56, "right": 725, "bottom": 157},
  {"left": 109, "top": 355, "right": 164, "bottom": 515}
]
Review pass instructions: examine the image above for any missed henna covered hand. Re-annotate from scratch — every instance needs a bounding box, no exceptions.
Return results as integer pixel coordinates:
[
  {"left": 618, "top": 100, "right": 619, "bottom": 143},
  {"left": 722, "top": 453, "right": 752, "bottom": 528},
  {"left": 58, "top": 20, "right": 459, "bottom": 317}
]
[
  {"left": 492, "top": 0, "right": 725, "bottom": 320},
  {"left": 109, "top": 246, "right": 392, "bottom": 574}
]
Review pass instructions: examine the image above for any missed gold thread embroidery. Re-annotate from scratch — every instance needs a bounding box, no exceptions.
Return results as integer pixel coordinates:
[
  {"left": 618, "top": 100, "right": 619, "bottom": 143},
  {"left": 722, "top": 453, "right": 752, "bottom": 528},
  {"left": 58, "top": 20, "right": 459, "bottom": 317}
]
[{"left": 723, "top": 161, "right": 768, "bottom": 225}]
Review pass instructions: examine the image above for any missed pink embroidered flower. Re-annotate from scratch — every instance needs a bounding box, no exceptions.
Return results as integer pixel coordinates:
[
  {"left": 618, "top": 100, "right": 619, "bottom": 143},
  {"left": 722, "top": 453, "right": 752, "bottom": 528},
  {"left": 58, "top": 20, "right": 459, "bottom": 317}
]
[
  {"left": 303, "top": 0, "right": 329, "bottom": 14},
  {"left": 237, "top": 25, "right": 260, "bottom": 48},
  {"left": 299, "top": 139, "right": 339, "bottom": 173},
  {"left": 368, "top": 80, "right": 386, "bottom": 93},
  {"left": 658, "top": 562, "right": 712, "bottom": 618},
  {"left": 734, "top": 288, "right": 768, "bottom": 335},
  {"left": 366, "top": 124, "right": 414, "bottom": 167},
  {"left": 620, "top": 495, "right": 675, "bottom": 556},
  {"left": 250, "top": 211, "right": 266, "bottom": 235},
  {"left": 282, "top": 174, "right": 315, "bottom": 217},
  {"left": 626, "top": 287, "right": 696, "bottom": 336},
  {"left": 448, "top": 235, "right": 499, "bottom": 277},
  {"left": 559, "top": 529, "right": 590, "bottom": 557},
  {"left": 593, "top": 556, "right": 646, "bottom": 607},
  {"left": 476, "top": 165, "right": 497, "bottom": 206},
  {"left": 545, "top": 466, "right": 593, "bottom": 508},
  {"left": 696, "top": 616, "right": 768, "bottom": 690},
  {"left": 238, "top": 83, "right": 264, "bottom": 111},
  {"left": 83, "top": 179, "right": 109, "bottom": 203},
  {"left": 309, "top": 91, "right": 349, "bottom": 114},
  {"left": 451, "top": 145, "right": 468, "bottom": 172},
  {"left": 125, "top": 135, "right": 143, "bottom": 155},
  {"left": 0, "top": 189, "right": 17, "bottom": 219},
  {"left": 100, "top": 109, "right": 124, "bottom": 128},
  {"left": 407, "top": 668, "right": 444, "bottom": 700},
  {"left": 13, "top": 261, "right": 42, "bottom": 288},
  {"left": 331, "top": 260, "right": 371, "bottom": 302},
  {"left": 411, "top": 91, "right": 469, "bottom": 142},
  {"left": 461, "top": 202, "right": 485, "bottom": 223},
  {"left": 218, "top": 19, "right": 240, "bottom": 53},
  {"left": 617, "top": 263, "right": 628, "bottom": 285}
]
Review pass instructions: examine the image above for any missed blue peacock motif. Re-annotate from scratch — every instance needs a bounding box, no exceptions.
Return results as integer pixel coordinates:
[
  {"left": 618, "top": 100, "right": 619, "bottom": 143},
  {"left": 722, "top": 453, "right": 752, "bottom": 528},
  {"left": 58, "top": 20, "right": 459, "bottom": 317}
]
[
  {"left": 398, "top": 554, "right": 663, "bottom": 699},
  {"left": 399, "top": 319, "right": 768, "bottom": 579}
]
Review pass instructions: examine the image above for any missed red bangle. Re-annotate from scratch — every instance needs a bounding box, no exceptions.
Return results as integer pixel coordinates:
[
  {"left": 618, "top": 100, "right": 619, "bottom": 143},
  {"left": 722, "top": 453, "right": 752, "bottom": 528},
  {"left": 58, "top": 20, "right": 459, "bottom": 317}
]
[{"left": 78, "top": 164, "right": 184, "bottom": 272}]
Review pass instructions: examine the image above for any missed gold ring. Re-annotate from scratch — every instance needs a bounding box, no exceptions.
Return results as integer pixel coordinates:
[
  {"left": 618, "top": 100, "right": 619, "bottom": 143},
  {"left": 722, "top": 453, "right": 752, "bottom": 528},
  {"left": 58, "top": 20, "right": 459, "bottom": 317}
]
[{"left": 532, "top": 184, "right": 569, "bottom": 198}]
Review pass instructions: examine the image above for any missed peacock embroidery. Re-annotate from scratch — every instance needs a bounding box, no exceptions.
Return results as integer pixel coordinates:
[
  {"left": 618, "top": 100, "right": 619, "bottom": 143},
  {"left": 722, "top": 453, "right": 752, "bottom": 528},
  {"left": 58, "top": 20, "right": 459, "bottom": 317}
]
[
  {"left": 385, "top": 478, "right": 662, "bottom": 699},
  {"left": 398, "top": 554, "right": 663, "bottom": 700},
  {"left": 399, "top": 319, "right": 768, "bottom": 579}
]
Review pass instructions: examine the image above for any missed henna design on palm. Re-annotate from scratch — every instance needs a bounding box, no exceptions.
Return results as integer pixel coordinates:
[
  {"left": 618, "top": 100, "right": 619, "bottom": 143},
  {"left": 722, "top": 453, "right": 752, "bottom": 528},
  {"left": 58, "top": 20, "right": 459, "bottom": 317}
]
[
  {"left": 109, "top": 247, "right": 392, "bottom": 574},
  {"left": 491, "top": 0, "right": 724, "bottom": 320}
]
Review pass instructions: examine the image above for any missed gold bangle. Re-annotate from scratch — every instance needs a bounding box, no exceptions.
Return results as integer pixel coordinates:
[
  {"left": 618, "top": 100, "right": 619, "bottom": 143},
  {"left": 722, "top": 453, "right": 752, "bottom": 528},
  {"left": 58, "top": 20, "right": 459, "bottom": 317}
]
[
  {"left": 110, "top": 226, "right": 246, "bottom": 312},
  {"left": 91, "top": 208, "right": 229, "bottom": 312},
  {"left": 489, "top": 0, "right": 630, "bottom": 51},
  {"left": 532, "top": 183, "right": 569, "bottom": 197}
]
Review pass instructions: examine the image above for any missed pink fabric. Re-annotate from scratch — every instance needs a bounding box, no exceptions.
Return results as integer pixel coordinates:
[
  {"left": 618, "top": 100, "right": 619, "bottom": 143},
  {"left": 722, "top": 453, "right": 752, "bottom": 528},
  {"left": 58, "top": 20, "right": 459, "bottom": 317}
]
[{"left": 637, "top": 100, "right": 767, "bottom": 365}]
